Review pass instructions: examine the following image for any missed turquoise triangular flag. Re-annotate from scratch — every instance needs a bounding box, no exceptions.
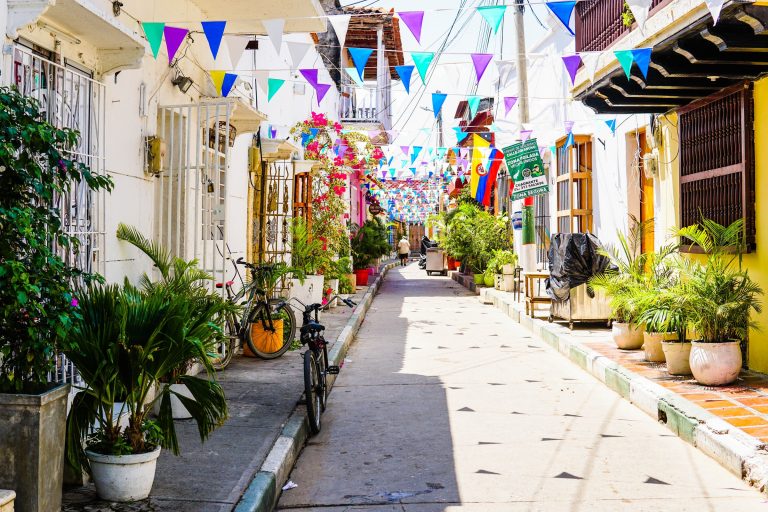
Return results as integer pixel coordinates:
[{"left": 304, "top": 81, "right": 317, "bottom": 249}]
[
  {"left": 467, "top": 95, "right": 481, "bottom": 118},
  {"left": 267, "top": 78, "right": 285, "bottom": 101},
  {"left": 605, "top": 119, "right": 617, "bottom": 134},
  {"left": 631, "top": 48, "right": 652, "bottom": 79},
  {"left": 395, "top": 65, "right": 415, "bottom": 93},
  {"left": 201, "top": 21, "right": 226, "bottom": 59},
  {"left": 142, "top": 22, "right": 165, "bottom": 59},
  {"left": 614, "top": 50, "right": 635, "bottom": 78},
  {"left": 345, "top": 67, "right": 364, "bottom": 86},
  {"left": 546, "top": 1, "right": 576, "bottom": 36},
  {"left": 477, "top": 5, "right": 507, "bottom": 34},
  {"left": 348, "top": 47, "right": 374, "bottom": 79},
  {"left": 411, "top": 52, "right": 435, "bottom": 84},
  {"left": 565, "top": 132, "right": 575, "bottom": 147},
  {"left": 453, "top": 127, "right": 468, "bottom": 143}
]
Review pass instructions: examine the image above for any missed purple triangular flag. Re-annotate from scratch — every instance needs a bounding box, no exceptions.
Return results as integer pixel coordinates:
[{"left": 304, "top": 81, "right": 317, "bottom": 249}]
[
  {"left": 399, "top": 11, "right": 424, "bottom": 43},
  {"left": 300, "top": 69, "right": 319, "bottom": 87},
  {"left": 164, "top": 26, "right": 189, "bottom": 64},
  {"left": 561, "top": 54, "right": 582, "bottom": 85},
  {"left": 315, "top": 83, "right": 331, "bottom": 105},
  {"left": 504, "top": 96, "right": 517, "bottom": 115},
  {"left": 401, "top": 145, "right": 410, "bottom": 155},
  {"left": 564, "top": 120, "right": 574, "bottom": 133},
  {"left": 520, "top": 130, "right": 533, "bottom": 141},
  {"left": 471, "top": 53, "right": 493, "bottom": 83}
]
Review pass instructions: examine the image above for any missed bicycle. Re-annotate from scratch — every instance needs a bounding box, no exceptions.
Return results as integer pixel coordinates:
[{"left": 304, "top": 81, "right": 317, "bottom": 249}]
[
  {"left": 294, "top": 295, "right": 356, "bottom": 434},
  {"left": 211, "top": 257, "right": 297, "bottom": 370}
]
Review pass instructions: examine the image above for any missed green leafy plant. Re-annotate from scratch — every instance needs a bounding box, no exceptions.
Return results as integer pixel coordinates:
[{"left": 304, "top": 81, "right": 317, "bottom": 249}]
[
  {"left": 350, "top": 219, "right": 390, "bottom": 270},
  {"left": 672, "top": 218, "right": 763, "bottom": 343},
  {"left": 486, "top": 250, "right": 518, "bottom": 275},
  {"left": 621, "top": 1, "right": 635, "bottom": 27},
  {"left": 0, "top": 87, "right": 113, "bottom": 393},
  {"left": 65, "top": 283, "right": 229, "bottom": 472},
  {"left": 290, "top": 217, "right": 325, "bottom": 275},
  {"left": 338, "top": 274, "right": 355, "bottom": 294}
]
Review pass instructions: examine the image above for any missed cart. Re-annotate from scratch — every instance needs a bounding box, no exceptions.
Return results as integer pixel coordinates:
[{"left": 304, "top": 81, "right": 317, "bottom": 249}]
[
  {"left": 546, "top": 233, "right": 613, "bottom": 329},
  {"left": 425, "top": 247, "right": 448, "bottom": 276}
]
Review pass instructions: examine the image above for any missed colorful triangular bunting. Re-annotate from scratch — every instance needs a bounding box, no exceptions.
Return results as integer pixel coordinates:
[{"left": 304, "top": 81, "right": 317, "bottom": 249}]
[
  {"left": 561, "top": 54, "right": 582, "bottom": 85},
  {"left": 631, "top": 48, "right": 652, "bottom": 79},
  {"left": 263, "top": 18, "right": 285, "bottom": 53},
  {"left": 476, "top": 5, "right": 507, "bottom": 34},
  {"left": 328, "top": 15, "right": 351, "bottom": 46},
  {"left": 471, "top": 53, "right": 494, "bottom": 83},
  {"left": 164, "top": 26, "right": 188, "bottom": 64},
  {"left": 286, "top": 41, "right": 311, "bottom": 69},
  {"left": 432, "top": 93, "right": 447, "bottom": 117},
  {"left": 467, "top": 95, "right": 481, "bottom": 118},
  {"left": 614, "top": 50, "right": 635, "bottom": 79},
  {"left": 201, "top": 21, "right": 226, "bottom": 60},
  {"left": 546, "top": 1, "right": 576, "bottom": 36},
  {"left": 345, "top": 67, "right": 364, "bottom": 86},
  {"left": 348, "top": 47, "right": 374, "bottom": 79},
  {"left": 399, "top": 11, "right": 424, "bottom": 43},
  {"left": 504, "top": 96, "right": 518, "bottom": 115},
  {"left": 142, "top": 22, "right": 165, "bottom": 59},
  {"left": 395, "top": 65, "right": 415, "bottom": 93},
  {"left": 267, "top": 78, "right": 285, "bottom": 101},
  {"left": 411, "top": 52, "right": 435, "bottom": 84}
]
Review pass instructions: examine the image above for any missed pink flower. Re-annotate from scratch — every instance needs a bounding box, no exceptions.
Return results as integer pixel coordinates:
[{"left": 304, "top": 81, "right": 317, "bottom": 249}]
[
  {"left": 322, "top": 297, "right": 328, "bottom": 305},
  {"left": 70, "top": 298, "right": 79, "bottom": 307}
]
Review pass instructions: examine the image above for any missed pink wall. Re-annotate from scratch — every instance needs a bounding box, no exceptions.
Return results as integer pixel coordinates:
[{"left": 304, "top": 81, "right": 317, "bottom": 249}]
[{"left": 349, "top": 172, "right": 366, "bottom": 226}]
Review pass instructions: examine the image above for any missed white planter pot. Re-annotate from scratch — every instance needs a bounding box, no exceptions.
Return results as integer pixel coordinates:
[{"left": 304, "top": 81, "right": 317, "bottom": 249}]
[
  {"left": 612, "top": 322, "right": 644, "bottom": 350},
  {"left": 643, "top": 332, "right": 676, "bottom": 362},
  {"left": 662, "top": 341, "right": 692, "bottom": 376},
  {"left": 152, "top": 383, "right": 195, "bottom": 419},
  {"left": 690, "top": 340, "right": 742, "bottom": 386},
  {"left": 502, "top": 264, "right": 515, "bottom": 275},
  {"left": 289, "top": 275, "right": 325, "bottom": 315},
  {"left": 494, "top": 274, "right": 503, "bottom": 290},
  {"left": 327, "top": 278, "right": 339, "bottom": 308},
  {"left": 86, "top": 446, "right": 161, "bottom": 502},
  {"left": 502, "top": 274, "right": 515, "bottom": 292}
]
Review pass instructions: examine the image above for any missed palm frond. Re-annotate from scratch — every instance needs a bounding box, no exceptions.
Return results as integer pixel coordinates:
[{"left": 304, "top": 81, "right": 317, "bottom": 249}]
[{"left": 116, "top": 223, "right": 172, "bottom": 277}]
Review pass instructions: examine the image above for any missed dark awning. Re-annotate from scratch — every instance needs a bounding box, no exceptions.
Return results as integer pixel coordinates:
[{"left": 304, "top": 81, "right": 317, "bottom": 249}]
[{"left": 576, "top": 4, "right": 768, "bottom": 114}]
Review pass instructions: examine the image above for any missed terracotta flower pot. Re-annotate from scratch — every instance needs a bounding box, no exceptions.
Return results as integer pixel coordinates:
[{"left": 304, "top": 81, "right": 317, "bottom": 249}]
[
  {"left": 611, "top": 322, "right": 644, "bottom": 350},
  {"left": 642, "top": 332, "right": 677, "bottom": 362},
  {"left": 689, "top": 340, "right": 742, "bottom": 386},
  {"left": 662, "top": 341, "right": 692, "bottom": 376}
]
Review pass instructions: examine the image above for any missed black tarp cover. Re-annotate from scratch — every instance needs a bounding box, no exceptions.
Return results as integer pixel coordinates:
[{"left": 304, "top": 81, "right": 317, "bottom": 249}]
[{"left": 545, "top": 233, "right": 612, "bottom": 302}]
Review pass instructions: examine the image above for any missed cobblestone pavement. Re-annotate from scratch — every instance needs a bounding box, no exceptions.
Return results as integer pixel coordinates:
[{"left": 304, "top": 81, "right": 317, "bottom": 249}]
[{"left": 276, "top": 264, "right": 768, "bottom": 511}]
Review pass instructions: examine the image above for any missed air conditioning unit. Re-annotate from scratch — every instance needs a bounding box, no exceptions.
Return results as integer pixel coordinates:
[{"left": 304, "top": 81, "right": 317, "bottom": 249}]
[{"left": 642, "top": 149, "right": 659, "bottom": 179}]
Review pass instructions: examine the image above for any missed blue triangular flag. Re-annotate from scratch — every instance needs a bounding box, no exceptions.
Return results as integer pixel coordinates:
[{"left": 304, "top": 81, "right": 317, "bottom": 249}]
[
  {"left": 546, "top": 1, "right": 576, "bottom": 36},
  {"left": 431, "top": 93, "right": 448, "bottom": 118},
  {"left": 348, "top": 47, "right": 374, "bottom": 79},
  {"left": 221, "top": 73, "right": 238, "bottom": 97},
  {"left": 410, "top": 167, "right": 417, "bottom": 175},
  {"left": 201, "top": 21, "right": 227, "bottom": 59},
  {"left": 565, "top": 132, "right": 575, "bottom": 147},
  {"left": 301, "top": 132, "right": 310, "bottom": 146},
  {"left": 467, "top": 95, "right": 481, "bottom": 118},
  {"left": 309, "top": 128, "right": 319, "bottom": 138},
  {"left": 413, "top": 146, "right": 423, "bottom": 156},
  {"left": 630, "top": 48, "right": 652, "bottom": 79},
  {"left": 605, "top": 119, "right": 617, "bottom": 134},
  {"left": 395, "top": 65, "right": 415, "bottom": 93}
]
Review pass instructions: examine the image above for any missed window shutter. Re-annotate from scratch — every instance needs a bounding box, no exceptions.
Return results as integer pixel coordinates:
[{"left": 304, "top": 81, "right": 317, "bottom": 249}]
[{"left": 678, "top": 82, "right": 755, "bottom": 250}]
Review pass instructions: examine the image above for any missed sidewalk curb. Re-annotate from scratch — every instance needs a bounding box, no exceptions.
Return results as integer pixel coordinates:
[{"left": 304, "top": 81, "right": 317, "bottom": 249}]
[
  {"left": 476, "top": 285, "right": 768, "bottom": 495},
  {"left": 234, "top": 261, "right": 398, "bottom": 512}
]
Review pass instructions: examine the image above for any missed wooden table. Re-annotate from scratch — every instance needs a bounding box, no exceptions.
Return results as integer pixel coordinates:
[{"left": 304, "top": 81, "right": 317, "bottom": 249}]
[{"left": 524, "top": 271, "right": 551, "bottom": 318}]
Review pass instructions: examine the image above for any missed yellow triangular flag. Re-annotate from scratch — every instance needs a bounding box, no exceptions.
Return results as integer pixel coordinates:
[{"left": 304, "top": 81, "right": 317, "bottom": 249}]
[{"left": 209, "top": 70, "right": 226, "bottom": 95}]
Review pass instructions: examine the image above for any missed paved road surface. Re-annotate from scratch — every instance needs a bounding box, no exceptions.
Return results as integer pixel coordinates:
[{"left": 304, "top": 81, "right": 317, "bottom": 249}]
[{"left": 276, "top": 264, "right": 767, "bottom": 511}]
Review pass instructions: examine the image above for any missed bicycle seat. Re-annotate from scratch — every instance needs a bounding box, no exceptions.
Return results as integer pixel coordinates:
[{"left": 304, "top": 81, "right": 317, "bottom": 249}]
[
  {"left": 301, "top": 322, "right": 325, "bottom": 335},
  {"left": 215, "top": 280, "right": 235, "bottom": 289}
]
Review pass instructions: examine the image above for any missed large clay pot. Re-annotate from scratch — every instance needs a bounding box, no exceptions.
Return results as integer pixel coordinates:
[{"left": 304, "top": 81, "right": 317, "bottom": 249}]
[
  {"left": 612, "top": 322, "right": 644, "bottom": 350},
  {"left": 662, "top": 341, "right": 692, "bottom": 376},
  {"left": 643, "top": 332, "right": 676, "bottom": 362},
  {"left": 87, "top": 446, "right": 162, "bottom": 502},
  {"left": 689, "top": 340, "right": 742, "bottom": 386}
]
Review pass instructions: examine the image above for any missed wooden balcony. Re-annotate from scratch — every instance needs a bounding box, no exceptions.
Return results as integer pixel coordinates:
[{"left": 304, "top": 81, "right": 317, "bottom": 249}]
[{"left": 575, "top": 0, "right": 672, "bottom": 52}]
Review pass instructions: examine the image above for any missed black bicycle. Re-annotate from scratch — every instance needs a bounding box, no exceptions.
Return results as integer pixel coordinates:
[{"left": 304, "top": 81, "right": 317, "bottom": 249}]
[
  {"left": 211, "top": 258, "right": 297, "bottom": 369},
  {"left": 294, "top": 296, "right": 356, "bottom": 434}
]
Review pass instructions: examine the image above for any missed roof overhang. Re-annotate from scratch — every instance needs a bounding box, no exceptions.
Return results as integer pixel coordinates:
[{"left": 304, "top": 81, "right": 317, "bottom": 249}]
[
  {"left": 189, "top": 0, "right": 327, "bottom": 34},
  {"left": 8, "top": 0, "right": 144, "bottom": 74},
  {"left": 575, "top": 3, "right": 768, "bottom": 114},
  {"left": 261, "top": 138, "right": 300, "bottom": 161}
]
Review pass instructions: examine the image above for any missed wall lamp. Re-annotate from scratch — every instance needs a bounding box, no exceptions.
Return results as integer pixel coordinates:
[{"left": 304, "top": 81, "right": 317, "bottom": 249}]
[{"left": 172, "top": 74, "right": 194, "bottom": 94}]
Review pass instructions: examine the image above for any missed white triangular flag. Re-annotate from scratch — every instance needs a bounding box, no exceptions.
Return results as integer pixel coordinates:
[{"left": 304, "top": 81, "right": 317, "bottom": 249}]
[
  {"left": 263, "top": 18, "right": 285, "bottom": 53},
  {"left": 581, "top": 52, "right": 601, "bottom": 84},
  {"left": 495, "top": 60, "right": 516, "bottom": 88},
  {"left": 705, "top": 0, "right": 724, "bottom": 24},
  {"left": 286, "top": 41, "right": 311, "bottom": 69},
  {"left": 253, "top": 70, "right": 270, "bottom": 93},
  {"left": 626, "top": 0, "right": 652, "bottom": 30},
  {"left": 225, "top": 35, "right": 250, "bottom": 69},
  {"left": 345, "top": 67, "right": 364, "bottom": 87},
  {"left": 328, "top": 15, "right": 351, "bottom": 46},
  {"left": 355, "top": 141, "right": 368, "bottom": 154}
]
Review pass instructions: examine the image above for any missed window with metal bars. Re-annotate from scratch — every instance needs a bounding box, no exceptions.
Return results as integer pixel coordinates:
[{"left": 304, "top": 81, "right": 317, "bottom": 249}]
[
  {"left": 677, "top": 82, "right": 755, "bottom": 250},
  {"left": 556, "top": 135, "right": 594, "bottom": 234}
]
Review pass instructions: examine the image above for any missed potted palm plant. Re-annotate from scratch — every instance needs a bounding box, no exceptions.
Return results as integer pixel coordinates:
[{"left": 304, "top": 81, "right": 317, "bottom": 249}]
[
  {"left": 289, "top": 218, "right": 325, "bottom": 307},
  {"left": 590, "top": 217, "right": 650, "bottom": 350},
  {"left": 674, "top": 219, "right": 763, "bottom": 386},
  {"left": 0, "top": 87, "right": 113, "bottom": 512},
  {"left": 65, "top": 283, "right": 230, "bottom": 501},
  {"left": 636, "top": 287, "right": 691, "bottom": 374}
]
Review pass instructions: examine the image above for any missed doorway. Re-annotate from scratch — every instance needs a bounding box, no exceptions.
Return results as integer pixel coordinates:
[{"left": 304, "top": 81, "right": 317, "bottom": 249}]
[{"left": 638, "top": 130, "right": 654, "bottom": 253}]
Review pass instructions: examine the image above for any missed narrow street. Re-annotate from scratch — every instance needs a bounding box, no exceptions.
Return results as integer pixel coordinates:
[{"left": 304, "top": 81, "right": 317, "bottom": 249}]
[{"left": 277, "top": 264, "right": 767, "bottom": 512}]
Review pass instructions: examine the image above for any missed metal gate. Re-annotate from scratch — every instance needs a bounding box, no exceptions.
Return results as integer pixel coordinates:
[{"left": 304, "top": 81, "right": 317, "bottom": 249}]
[
  {"left": 253, "top": 158, "right": 294, "bottom": 265},
  {"left": 157, "top": 101, "right": 235, "bottom": 292}
]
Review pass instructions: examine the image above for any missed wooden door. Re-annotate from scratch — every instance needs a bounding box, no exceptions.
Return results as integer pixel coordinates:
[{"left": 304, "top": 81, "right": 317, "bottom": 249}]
[{"left": 639, "top": 130, "right": 654, "bottom": 252}]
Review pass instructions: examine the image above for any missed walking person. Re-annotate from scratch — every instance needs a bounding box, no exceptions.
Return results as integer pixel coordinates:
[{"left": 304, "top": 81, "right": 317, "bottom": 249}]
[{"left": 397, "top": 237, "right": 411, "bottom": 266}]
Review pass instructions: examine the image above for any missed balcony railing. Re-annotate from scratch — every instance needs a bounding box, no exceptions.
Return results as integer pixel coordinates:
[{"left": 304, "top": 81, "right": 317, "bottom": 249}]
[{"left": 575, "top": 0, "right": 671, "bottom": 52}]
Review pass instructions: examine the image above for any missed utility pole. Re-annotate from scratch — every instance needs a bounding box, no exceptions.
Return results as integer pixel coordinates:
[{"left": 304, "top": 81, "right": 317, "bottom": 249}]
[
  {"left": 436, "top": 89, "right": 444, "bottom": 148},
  {"left": 514, "top": 0, "right": 536, "bottom": 272}
]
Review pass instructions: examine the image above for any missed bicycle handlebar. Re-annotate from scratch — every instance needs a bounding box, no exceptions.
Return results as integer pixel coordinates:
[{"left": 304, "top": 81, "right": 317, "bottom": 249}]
[{"left": 288, "top": 295, "right": 357, "bottom": 313}]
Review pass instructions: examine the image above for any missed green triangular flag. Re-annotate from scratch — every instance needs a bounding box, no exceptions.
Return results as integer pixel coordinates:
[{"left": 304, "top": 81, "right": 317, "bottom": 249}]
[
  {"left": 614, "top": 50, "right": 634, "bottom": 79},
  {"left": 477, "top": 6, "right": 507, "bottom": 34},
  {"left": 267, "top": 78, "right": 285, "bottom": 101},
  {"left": 142, "top": 22, "right": 165, "bottom": 59},
  {"left": 467, "top": 95, "right": 481, "bottom": 118},
  {"left": 411, "top": 52, "right": 435, "bottom": 84}
]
